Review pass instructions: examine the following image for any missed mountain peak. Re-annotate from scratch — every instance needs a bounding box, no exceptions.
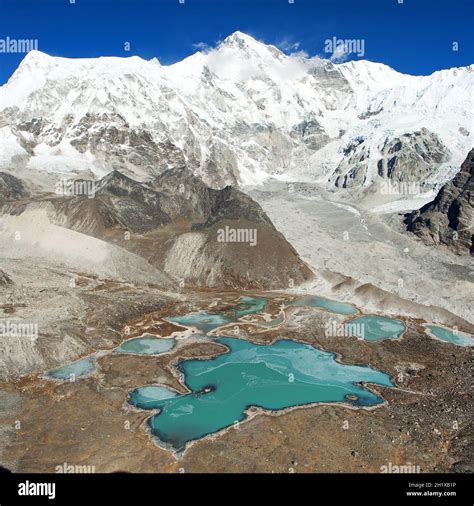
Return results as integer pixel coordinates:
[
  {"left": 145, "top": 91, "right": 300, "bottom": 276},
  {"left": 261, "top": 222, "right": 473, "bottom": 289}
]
[
  {"left": 13, "top": 50, "right": 55, "bottom": 75},
  {"left": 21, "top": 49, "right": 53, "bottom": 63},
  {"left": 219, "top": 31, "right": 267, "bottom": 52},
  {"left": 214, "top": 31, "right": 286, "bottom": 64},
  {"left": 96, "top": 169, "right": 146, "bottom": 194},
  {"left": 100, "top": 168, "right": 136, "bottom": 182}
]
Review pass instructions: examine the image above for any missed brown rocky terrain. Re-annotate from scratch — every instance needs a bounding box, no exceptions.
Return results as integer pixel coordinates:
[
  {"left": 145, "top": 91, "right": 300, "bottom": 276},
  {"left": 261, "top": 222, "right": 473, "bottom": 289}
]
[{"left": 0, "top": 291, "right": 472, "bottom": 474}]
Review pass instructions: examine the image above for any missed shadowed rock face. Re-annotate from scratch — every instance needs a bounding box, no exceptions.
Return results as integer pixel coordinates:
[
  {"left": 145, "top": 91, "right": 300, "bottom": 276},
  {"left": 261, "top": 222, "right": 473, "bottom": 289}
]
[
  {"left": 154, "top": 167, "right": 271, "bottom": 226},
  {"left": 0, "top": 169, "right": 314, "bottom": 290},
  {"left": 34, "top": 170, "right": 172, "bottom": 236},
  {"left": 0, "top": 172, "right": 30, "bottom": 201},
  {"left": 404, "top": 149, "right": 473, "bottom": 255},
  {"left": 0, "top": 269, "right": 13, "bottom": 286}
]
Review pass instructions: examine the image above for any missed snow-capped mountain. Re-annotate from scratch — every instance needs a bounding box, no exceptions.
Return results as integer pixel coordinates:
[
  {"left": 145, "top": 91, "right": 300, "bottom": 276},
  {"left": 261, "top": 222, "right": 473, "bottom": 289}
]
[{"left": 0, "top": 31, "right": 472, "bottom": 200}]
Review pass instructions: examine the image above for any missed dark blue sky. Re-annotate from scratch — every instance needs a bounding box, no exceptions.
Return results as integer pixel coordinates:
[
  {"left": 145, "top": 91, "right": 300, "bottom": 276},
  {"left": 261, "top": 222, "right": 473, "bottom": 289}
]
[{"left": 0, "top": 0, "right": 472, "bottom": 84}]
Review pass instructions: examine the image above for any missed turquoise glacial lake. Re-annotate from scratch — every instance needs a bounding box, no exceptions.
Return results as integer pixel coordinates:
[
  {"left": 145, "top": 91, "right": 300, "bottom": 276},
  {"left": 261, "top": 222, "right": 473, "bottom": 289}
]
[
  {"left": 426, "top": 325, "right": 474, "bottom": 347},
  {"left": 347, "top": 316, "right": 405, "bottom": 341},
  {"left": 129, "top": 336, "right": 393, "bottom": 451},
  {"left": 167, "top": 296, "right": 268, "bottom": 334},
  {"left": 290, "top": 295, "right": 358, "bottom": 315},
  {"left": 117, "top": 336, "right": 176, "bottom": 355},
  {"left": 47, "top": 356, "right": 96, "bottom": 380}
]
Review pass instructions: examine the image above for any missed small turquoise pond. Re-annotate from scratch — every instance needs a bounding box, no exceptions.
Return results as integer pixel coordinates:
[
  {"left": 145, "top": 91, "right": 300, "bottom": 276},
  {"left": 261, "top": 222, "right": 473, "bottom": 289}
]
[
  {"left": 47, "top": 356, "right": 96, "bottom": 380},
  {"left": 426, "top": 325, "right": 474, "bottom": 347},
  {"left": 166, "top": 313, "right": 229, "bottom": 334},
  {"left": 230, "top": 296, "right": 268, "bottom": 318},
  {"left": 117, "top": 336, "right": 176, "bottom": 355},
  {"left": 346, "top": 315, "right": 405, "bottom": 341},
  {"left": 166, "top": 296, "right": 268, "bottom": 334},
  {"left": 129, "top": 336, "right": 393, "bottom": 452},
  {"left": 290, "top": 296, "right": 358, "bottom": 315}
]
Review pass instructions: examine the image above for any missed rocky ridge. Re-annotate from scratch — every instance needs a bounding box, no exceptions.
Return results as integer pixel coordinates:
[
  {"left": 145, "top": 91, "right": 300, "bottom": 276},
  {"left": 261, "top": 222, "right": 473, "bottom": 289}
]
[{"left": 404, "top": 149, "right": 473, "bottom": 255}]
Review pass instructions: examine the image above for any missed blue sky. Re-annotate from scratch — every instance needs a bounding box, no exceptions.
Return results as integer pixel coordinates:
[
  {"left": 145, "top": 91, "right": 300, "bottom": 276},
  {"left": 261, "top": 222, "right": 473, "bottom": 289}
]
[{"left": 0, "top": 0, "right": 472, "bottom": 84}]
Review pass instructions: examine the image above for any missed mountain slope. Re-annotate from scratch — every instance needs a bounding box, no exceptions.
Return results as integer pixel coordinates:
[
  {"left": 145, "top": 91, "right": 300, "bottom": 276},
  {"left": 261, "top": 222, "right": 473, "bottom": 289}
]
[
  {"left": 0, "top": 172, "right": 30, "bottom": 201},
  {"left": 0, "top": 169, "right": 314, "bottom": 289},
  {"left": 404, "top": 149, "right": 473, "bottom": 255},
  {"left": 0, "top": 32, "right": 472, "bottom": 207}
]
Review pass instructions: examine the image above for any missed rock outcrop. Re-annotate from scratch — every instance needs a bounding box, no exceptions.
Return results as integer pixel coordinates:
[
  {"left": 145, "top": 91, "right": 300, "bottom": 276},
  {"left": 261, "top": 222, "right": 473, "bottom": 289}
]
[
  {"left": 0, "top": 269, "right": 13, "bottom": 285},
  {"left": 334, "top": 129, "right": 450, "bottom": 189},
  {"left": 377, "top": 129, "right": 450, "bottom": 183},
  {"left": 404, "top": 149, "right": 473, "bottom": 254}
]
